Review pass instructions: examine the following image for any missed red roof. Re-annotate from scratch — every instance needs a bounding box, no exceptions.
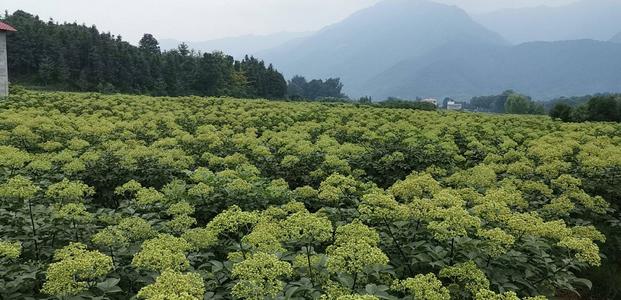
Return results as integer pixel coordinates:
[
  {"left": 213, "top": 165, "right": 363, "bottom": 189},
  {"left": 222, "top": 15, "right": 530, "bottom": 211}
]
[{"left": 0, "top": 21, "right": 16, "bottom": 32}]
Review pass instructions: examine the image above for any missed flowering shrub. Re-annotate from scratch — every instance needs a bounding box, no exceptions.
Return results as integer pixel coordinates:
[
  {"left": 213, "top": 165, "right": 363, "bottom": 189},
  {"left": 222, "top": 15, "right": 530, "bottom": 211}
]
[{"left": 0, "top": 90, "right": 619, "bottom": 299}]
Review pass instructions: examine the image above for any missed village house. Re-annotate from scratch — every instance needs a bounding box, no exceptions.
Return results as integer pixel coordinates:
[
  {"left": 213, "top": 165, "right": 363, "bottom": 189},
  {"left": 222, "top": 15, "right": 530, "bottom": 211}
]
[{"left": 0, "top": 21, "right": 17, "bottom": 97}]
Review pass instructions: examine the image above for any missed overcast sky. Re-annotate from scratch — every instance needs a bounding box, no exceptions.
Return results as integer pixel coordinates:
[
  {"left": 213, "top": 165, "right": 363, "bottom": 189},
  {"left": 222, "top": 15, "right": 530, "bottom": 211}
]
[{"left": 4, "top": 0, "right": 578, "bottom": 43}]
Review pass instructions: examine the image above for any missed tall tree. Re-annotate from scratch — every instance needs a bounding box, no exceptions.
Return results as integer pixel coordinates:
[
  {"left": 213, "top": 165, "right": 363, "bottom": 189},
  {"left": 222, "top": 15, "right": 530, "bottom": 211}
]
[{"left": 139, "top": 34, "right": 161, "bottom": 56}]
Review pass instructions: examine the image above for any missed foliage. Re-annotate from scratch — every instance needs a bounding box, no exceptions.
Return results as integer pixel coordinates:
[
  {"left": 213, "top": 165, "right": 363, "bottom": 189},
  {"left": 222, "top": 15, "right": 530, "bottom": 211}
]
[
  {"left": 2, "top": 11, "right": 287, "bottom": 99},
  {"left": 287, "top": 76, "right": 347, "bottom": 100},
  {"left": 137, "top": 270, "right": 205, "bottom": 300},
  {"left": 375, "top": 98, "right": 437, "bottom": 111},
  {"left": 504, "top": 94, "right": 545, "bottom": 115},
  {"left": 471, "top": 90, "right": 544, "bottom": 115},
  {"left": 0, "top": 90, "right": 619, "bottom": 299},
  {"left": 549, "top": 94, "right": 621, "bottom": 123}
]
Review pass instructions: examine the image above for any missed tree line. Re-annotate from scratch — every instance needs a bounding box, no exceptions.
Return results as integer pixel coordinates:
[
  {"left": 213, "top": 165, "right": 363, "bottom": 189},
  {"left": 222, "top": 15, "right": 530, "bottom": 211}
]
[
  {"left": 469, "top": 90, "right": 545, "bottom": 115},
  {"left": 3, "top": 11, "right": 287, "bottom": 99},
  {"left": 286, "top": 76, "right": 347, "bottom": 100},
  {"left": 549, "top": 94, "right": 621, "bottom": 123}
]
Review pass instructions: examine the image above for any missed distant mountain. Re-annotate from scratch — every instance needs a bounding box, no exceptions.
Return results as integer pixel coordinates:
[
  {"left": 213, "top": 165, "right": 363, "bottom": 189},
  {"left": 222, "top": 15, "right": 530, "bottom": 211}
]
[
  {"left": 475, "top": 0, "right": 621, "bottom": 44},
  {"left": 257, "top": 0, "right": 506, "bottom": 96},
  {"left": 611, "top": 32, "right": 621, "bottom": 43},
  {"left": 160, "top": 32, "right": 311, "bottom": 59},
  {"left": 362, "top": 40, "right": 621, "bottom": 100}
]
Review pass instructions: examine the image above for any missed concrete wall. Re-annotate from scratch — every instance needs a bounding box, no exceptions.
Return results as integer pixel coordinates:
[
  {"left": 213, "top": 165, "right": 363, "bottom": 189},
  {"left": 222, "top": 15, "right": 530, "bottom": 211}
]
[{"left": 0, "top": 32, "right": 8, "bottom": 97}]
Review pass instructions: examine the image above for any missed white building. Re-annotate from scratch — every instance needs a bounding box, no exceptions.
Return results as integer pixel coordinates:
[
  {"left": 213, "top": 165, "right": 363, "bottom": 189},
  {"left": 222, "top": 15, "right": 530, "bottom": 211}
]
[
  {"left": 0, "top": 21, "right": 17, "bottom": 97},
  {"left": 446, "top": 101, "right": 463, "bottom": 111}
]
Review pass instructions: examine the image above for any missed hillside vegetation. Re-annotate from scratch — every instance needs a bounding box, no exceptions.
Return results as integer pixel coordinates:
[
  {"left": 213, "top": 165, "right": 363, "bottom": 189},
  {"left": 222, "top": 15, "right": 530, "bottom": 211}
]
[
  {"left": 3, "top": 11, "right": 287, "bottom": 99},
  {"left": 0, "top": 90, "right": 620, "bottom": 299}
]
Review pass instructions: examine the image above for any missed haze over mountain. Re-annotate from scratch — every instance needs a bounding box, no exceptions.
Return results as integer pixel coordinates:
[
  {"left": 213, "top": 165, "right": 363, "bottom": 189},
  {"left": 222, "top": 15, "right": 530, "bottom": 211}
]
[
  {"left": 255, "top": 0, "right": 621, "bottom": 100},
  {"left": 363, "top": 40, "right": 621, "bottom": 100},
  {"left": 611, "top": 32, "right": 621, "bottom": 43},
  {"left": 258, "top": 0, "right": 506, "bottom": 97},
  {"left": 159, "top": 32, "right": 311, "bottom": 59},
  {"left": 475, "top": 0, "right": 621, "bottom": 44}
]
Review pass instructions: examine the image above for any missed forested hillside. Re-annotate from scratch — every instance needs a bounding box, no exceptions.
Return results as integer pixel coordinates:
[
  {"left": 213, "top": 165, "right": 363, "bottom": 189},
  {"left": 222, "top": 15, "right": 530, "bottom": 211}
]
[{"left": 2, "top": 11, "right": 287, "bottom": 98}]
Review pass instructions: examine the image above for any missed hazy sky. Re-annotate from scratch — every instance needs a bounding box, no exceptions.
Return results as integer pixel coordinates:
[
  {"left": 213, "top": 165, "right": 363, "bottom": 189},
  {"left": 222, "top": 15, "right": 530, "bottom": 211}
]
[{"left": 3, "top": 0, "right": 578, "bottom": 43}]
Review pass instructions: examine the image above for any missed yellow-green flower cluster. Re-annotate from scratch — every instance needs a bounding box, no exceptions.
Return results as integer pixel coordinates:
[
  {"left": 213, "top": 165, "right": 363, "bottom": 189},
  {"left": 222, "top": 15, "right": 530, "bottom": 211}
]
[
  {"left": 0, "top": 146, "right": 30, "bottom": 169},
  {"left": 484, "top": 186, "right": 528, "bottom": 210},
  {"left": 242, "top": 221, "right": 285, "bottom": 254},
  {"left": 118, "top": 216, "right": 155, "bottom": 241},
  {"left": 358, "top": 192, "right": 407, "bottom": 222},
  {"left": 439, "top": 261, "right": 490, "bottom": 296},
  {"left": 189, "top": 167, "right": 216, "bottom": 183},
  {"left": 0, "top": 175, "right": 40, "bottom": 201},
  {"left": 389, "top": 172, "right": 441, "bottom": 201},
  {"left": 167, "top": 201, "right": 195, "bottom": 216},
  {"left": 477, "top": 228, "right": 516, "bottom": 257},
  {"left": 333, "top": 219, "right": 380, "bottom": 246},
  {"left": 181, "top": 228, "right": 218, "bottom": 250},
  {"left": 476, "top": 289, "right": 548, "bottom": 300},
  {"left": 42, "top": 243, "right": 113, "bottom": 297},
  {"left": 54, "top": 202, "right": 94, "bottom": 223},
  {"left": 282, "top": 201, "right": 308, "bottom": 214},
  {"left": 392, "top": 273, "right": 450, "bottom": 300},
  {"left": 475, "top": 289, "right": 520, "bottom": 300},
  {"left": 231, "top": 252, "right": 293, "bottom": 300},
  {"left": 137, "top": 270, "right": 205, "bottom": 300},
  {"left": 447, "top": 165, "right": 496, "bottom": 190},
  {"left": 187, "top": 182, "right": 213, "bottom": 198},
  {"left": 293, "top": 186, "right": 319, "bottom": 201},
  {"left": 318, "top": 173, "right": 359, "bottom": 205},
  {"left": 557, "top": 237, "right": 601, "bottom": 266},
  {"left": 206, "top": 205, "right": 258, "bottom": 237},
  {"left": 282, "top": 212, "right": 333, "bottom": 244},
  {"left": 135, "top": 187, "right": 165, "bottom": 206},
  {"left": 407, "top": 198, "right": 440, "bottom": 221},
  {"left": 92, "top": 227, "right": 129, "bottom": 249},
  {"left": 114, "top": 179, "right": 142, "bottom": 196},
  {"left": 327, "top": 221, "right": 388, "bottom": 275},
  {"left": 132, "top": 234, "right": 193, "bottom": 272},
  {"left": 0, "top": 240, "right": 21, "bottom": 259},
  {"left": 165, "top": 201, "right": 197, "bottom": 233},
  {"left": 542, "top": 196, "right": 575, "bottom": 217},
  {"left": 336, "top": 295, "right": 380, "bottom": 300},
  {"left": 45, "top": 179, "right": 95, "bottom": 203},
  {"left": 167, "top": 214, "right": 198, "bottom": 234},
  {"left": 571, "top": 225, "right": 606, "bottom": 242},
  {"left": 428, "top": 207, "right": 481, "bottom": 241},
  {"left": 432, "top": 189, "right": 466, "bottom": 208}
]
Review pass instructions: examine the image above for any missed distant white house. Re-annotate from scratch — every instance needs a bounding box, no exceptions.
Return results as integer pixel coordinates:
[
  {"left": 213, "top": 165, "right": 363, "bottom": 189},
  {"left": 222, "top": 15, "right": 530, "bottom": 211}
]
[
  {"left": 420, "top": 98, "right": 438, "bottom": 107},
  {"left": 446, "top": 101, "right": 463, "bottom": 110}
]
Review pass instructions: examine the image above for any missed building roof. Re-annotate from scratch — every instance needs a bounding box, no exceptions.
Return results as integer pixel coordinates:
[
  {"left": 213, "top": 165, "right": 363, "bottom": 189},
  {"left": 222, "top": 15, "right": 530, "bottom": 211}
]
[{"left": 0, "top": 21, "right": 17, "bottom": 32}]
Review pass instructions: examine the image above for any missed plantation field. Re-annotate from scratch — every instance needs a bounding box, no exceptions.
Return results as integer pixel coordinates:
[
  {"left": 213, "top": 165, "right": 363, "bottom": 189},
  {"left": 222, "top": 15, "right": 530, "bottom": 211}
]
[{"left": 0, "top": 90, "right": 620, "bottom": 299}]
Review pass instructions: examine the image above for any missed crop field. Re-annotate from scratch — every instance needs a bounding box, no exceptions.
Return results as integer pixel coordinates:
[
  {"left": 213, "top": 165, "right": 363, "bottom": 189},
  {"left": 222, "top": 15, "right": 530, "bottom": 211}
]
[{"left": 0, "top": 90, "right": 620, "bottom": 299}]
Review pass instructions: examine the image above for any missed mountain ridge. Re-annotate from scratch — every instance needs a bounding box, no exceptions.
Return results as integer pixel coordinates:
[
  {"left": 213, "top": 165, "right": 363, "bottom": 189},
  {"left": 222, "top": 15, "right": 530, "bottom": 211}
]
[
  {"left": 160, "top": 31, "right": 311, "bottom": 59},
  {"left": 475, "top": 0, "right": 621, "bottom": 44},
  {"left": 362, "top": 39, "right": 621, "bottom": 100},
  {"left": 257, "top": 0, "right": 506, "bottom": 96}
]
